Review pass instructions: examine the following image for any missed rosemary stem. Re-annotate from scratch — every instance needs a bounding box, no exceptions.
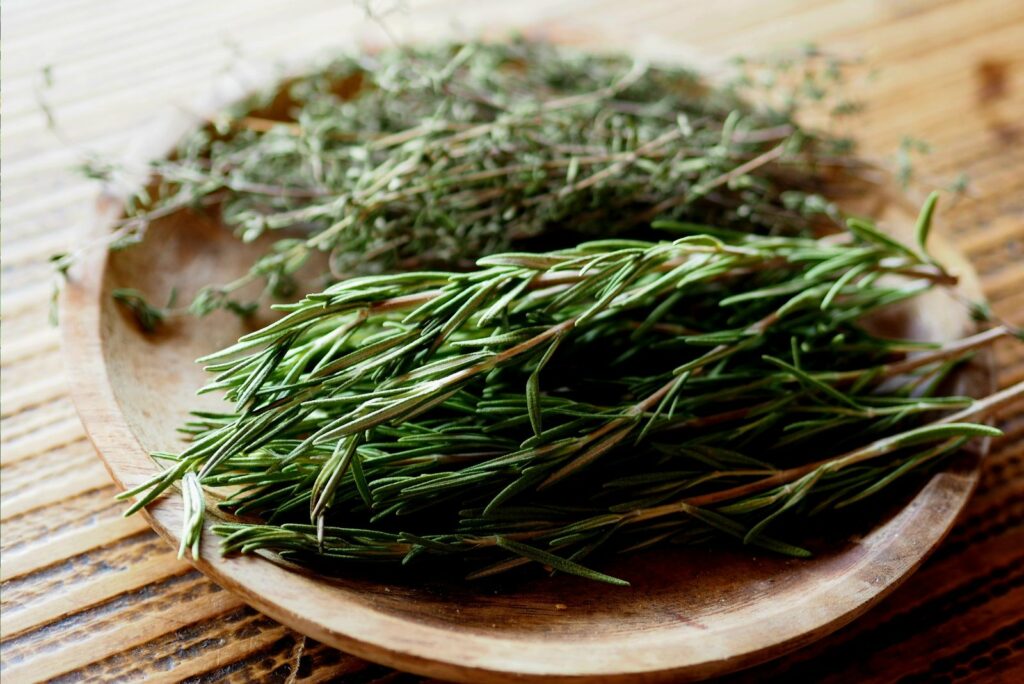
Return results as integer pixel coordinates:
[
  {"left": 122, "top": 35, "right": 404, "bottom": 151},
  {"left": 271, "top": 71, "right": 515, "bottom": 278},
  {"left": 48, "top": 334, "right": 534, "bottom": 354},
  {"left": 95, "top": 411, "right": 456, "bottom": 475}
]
[
  {"left": 538, "top": 312, "right": 779, "bottom": 489},
  {"left": 629, "top": 379, "right": 1022, "bottom": 520},
  {"left": 830, "top": 325, "right": 1013, "bottom": 383},
  {"left": 700, "top": 142, "right": 786, "bottom": 193}
]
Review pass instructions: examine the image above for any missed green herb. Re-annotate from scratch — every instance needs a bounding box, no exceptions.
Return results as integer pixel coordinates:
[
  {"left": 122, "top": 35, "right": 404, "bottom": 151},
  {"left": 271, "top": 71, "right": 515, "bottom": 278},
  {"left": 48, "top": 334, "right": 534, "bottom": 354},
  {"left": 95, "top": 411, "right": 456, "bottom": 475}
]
[
  {"left": 119, "top": 216, "right": 1020, "bottom": 584},
  {"left": 94, "top": 39, "right": 1019, "bottom": 584},
  {"left": 85, "top": 40, "right": 868, "bottom": 320},
  {"left": 112, "top": 288, "right": 178, "bottom": 332}
]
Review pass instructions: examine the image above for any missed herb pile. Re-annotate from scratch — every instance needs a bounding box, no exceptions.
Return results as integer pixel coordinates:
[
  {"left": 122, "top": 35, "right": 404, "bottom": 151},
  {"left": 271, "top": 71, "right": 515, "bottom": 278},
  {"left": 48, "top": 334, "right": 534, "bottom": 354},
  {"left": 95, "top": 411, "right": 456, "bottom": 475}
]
[
  {"left": 112, "top": 41, "right": 1021, "bottom": 585},
  {"left": 100, "top": 40, "right": 861, "bottom": 317}
]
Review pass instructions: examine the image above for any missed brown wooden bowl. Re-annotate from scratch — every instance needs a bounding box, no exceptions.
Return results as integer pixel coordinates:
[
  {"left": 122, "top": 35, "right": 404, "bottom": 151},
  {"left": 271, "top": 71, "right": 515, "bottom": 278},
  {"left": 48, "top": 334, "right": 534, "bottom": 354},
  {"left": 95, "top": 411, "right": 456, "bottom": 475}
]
[{"left": 61, "top": 64, "right": 994, "bottom": 683}]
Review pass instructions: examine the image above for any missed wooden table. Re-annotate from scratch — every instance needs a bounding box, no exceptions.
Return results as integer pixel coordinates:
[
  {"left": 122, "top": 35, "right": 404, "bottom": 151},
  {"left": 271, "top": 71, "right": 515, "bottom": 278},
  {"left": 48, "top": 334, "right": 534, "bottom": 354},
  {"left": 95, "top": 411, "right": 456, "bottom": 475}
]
[{"left": 2, "top": 1, "right": 1022, "bottom": 681}]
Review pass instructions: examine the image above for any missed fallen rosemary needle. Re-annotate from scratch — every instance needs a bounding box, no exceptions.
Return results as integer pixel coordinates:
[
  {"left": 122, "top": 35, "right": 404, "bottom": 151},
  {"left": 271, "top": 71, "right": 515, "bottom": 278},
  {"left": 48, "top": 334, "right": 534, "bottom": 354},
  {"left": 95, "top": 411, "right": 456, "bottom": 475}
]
[{"left": 119, "top": 203, "right": 1021, "bottom": 584}]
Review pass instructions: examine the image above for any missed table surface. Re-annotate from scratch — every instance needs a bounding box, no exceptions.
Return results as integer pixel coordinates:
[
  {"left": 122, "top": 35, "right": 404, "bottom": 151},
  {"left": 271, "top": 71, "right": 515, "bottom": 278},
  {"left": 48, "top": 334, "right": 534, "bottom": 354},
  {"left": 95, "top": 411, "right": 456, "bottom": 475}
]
[{"left": 2, "top": 1, "right": 1023, "bottom": 682}]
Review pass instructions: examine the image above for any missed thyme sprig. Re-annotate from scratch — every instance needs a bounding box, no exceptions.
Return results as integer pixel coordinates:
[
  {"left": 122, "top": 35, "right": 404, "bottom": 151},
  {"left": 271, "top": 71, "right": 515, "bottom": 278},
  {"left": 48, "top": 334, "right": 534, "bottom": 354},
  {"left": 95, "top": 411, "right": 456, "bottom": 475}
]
[
  {"left": 120, "top": 214, "right": 1020, "bottom": 584},
  {"left": 96, "top": 40, "right": 865, "bottom": 318}
]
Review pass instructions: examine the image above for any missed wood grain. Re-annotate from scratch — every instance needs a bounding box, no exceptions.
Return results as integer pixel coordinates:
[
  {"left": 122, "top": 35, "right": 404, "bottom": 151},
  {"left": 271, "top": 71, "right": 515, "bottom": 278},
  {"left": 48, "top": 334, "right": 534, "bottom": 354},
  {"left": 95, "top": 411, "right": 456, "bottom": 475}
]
[{"left": 2, "top": 1, "right": 1022, "bottom": 682}]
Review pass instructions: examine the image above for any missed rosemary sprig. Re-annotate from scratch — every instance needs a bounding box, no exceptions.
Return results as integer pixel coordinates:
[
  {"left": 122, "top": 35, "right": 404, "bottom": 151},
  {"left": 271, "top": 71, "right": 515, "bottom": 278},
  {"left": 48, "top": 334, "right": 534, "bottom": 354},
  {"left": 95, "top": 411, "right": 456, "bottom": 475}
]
[{"left": 120, "top": 214, "right": 1021, "bottom": 583}]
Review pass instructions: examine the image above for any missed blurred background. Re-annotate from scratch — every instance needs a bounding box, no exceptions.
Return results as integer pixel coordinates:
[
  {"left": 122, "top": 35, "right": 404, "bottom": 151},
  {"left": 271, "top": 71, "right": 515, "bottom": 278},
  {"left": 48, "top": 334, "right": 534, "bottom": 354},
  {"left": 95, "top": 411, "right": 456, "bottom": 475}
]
[{"left": 2, "top": 1, "right": 1022, "bottom": 682}]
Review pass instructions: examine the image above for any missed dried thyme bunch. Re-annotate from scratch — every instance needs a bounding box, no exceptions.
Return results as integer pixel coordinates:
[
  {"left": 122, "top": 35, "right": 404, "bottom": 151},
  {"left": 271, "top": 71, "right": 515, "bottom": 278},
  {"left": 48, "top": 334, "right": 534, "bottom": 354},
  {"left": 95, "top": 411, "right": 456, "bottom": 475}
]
[
  {"left": 120, "top": 205, "right": 1021, "bottom": 584},
  {"left": 97, "top": 39, "right": 863, "bottom": 317}
]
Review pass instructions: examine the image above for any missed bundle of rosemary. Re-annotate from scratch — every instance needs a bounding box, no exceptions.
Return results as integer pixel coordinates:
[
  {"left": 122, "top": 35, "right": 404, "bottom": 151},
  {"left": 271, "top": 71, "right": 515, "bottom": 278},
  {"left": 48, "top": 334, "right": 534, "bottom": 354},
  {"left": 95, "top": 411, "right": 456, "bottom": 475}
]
[
  {"left": 122, "top": 204, "right": 1020, "bottom": 584},
  {"left": 108, "top": 41, "right": 1022, "bottom": 585}
]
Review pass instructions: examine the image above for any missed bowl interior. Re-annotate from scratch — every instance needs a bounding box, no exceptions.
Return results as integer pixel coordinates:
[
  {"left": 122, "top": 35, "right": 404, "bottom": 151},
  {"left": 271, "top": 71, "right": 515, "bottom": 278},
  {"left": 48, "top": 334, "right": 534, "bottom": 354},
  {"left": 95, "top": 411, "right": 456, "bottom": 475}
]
[{"left": 64, "top": 193, "right": 989, "bottom": 682}]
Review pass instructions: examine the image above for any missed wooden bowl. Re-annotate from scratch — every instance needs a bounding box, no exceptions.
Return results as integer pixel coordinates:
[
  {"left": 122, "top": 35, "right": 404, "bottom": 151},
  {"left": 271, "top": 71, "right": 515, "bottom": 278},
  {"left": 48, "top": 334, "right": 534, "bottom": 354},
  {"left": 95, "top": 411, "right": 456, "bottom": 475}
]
[{"left": 61, "top": 65, "right": 994, "bottom": 683}]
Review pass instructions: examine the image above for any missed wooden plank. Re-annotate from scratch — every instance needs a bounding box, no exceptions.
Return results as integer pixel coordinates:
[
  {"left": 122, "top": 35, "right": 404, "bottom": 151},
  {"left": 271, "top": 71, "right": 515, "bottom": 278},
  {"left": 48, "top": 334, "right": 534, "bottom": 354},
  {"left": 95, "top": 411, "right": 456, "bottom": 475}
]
[
  {"left": 0, "top": 400, "right": 78, "bottom": 443},
  {"left": 1, "top": 441, "right": 105, "bottom": 497},
  {"left": 0, "top": 487, "right": 122, "bottom": 551},
  {"left": 0, "top": 514, "right": 150, "bottom": 581},
  {"left": 0, "top": 284, "right": 58, "bottom": 319},
  {"left": 1, "top": 534, "right": 172, "bottom": 614},
  {"left": 1, "top": 548, "right": 190, "bottom": 638},
  {"left": 0, "top": 462, "right": 113, "bottom": 520},
  {"left": 0, "top": 329, "right": 61, "bottom": 368},
  {"left": 0, "top": 417, "right": 86, "bottom": 466},
  {"left": 1, "top": 376, "right": 68, "bottom": 419},
  {"left": 0, "top": 576, "right": 244, "bottom": 682}
]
